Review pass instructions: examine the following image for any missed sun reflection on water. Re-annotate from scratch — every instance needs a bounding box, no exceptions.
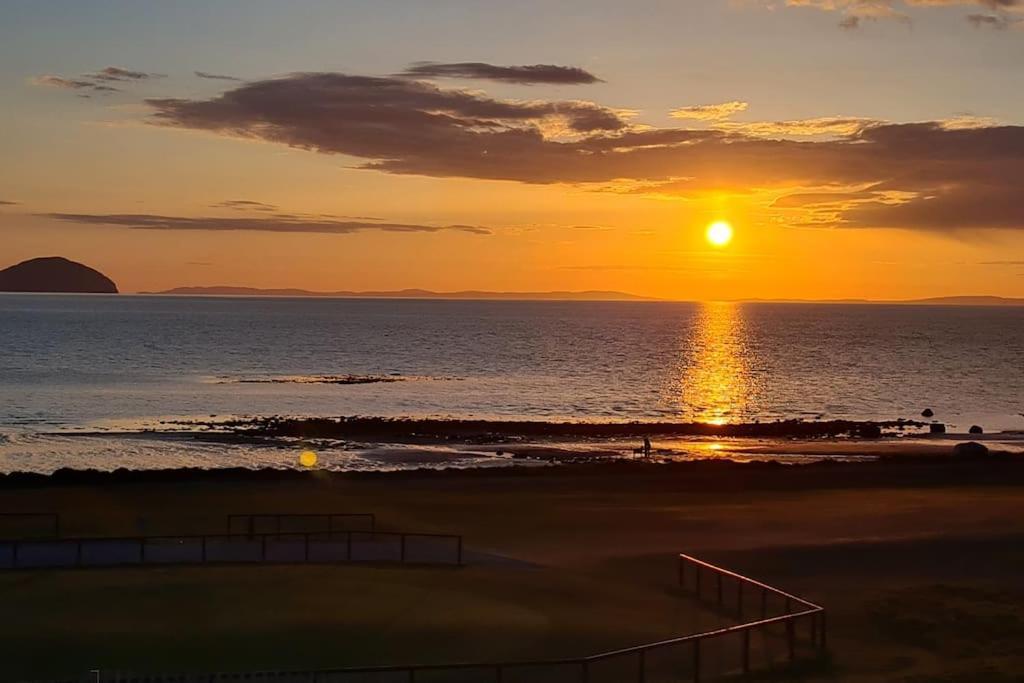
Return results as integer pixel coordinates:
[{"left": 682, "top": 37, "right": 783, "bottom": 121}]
[{"left": 680, "top": 302, "right": 751, "bottom": 425}]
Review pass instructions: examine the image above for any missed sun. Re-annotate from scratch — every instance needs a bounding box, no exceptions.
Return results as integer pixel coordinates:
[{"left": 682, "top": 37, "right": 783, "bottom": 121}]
[{"left": 706, "top": 221, "right": 734, "bottom": 247}]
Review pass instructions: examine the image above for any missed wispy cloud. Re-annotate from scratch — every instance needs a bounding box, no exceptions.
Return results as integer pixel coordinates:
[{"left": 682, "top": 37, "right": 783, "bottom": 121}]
[
  {"left": 399, "top": 62, "right": 602, "bottom": 85},
  {"left": 44, "top": 212, "right": 492, "bottom": 235},
  {"left": 211, "top": 199, "right": 279, "bottom": 212},
  {"left": 670, "top": 101, "right": 749, "bottom": 121},
  {"left": 714, "top": 116, "right": 881, "bottom": 137},
  {"left": 32, "top": 75, "right": 120, "bottom": 94},
  {"left": 195, "top": 70, "right": 243, "bottom": 81},
  {"left": 0, "top": 200, "right": 19, "bottom": 206},
  {"left": 87, "top": 66, "right": 162, "bottom": 81},
  {"left": 32, "top": 66, "right": 162, "bottom": 96},
  {"left": 756, "top": 1, "right": 1023, "bottom": 29}
]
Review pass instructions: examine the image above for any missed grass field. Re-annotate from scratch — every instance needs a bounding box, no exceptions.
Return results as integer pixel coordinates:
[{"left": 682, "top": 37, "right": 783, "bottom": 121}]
[{"left": 2, "top": 458, "right": 1024, "bottom": 681}]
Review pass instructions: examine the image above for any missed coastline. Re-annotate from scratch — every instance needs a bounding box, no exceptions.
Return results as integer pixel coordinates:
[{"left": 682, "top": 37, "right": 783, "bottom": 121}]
[{"left": 4, "top": 415, "right": 1022, "bottom": 476}]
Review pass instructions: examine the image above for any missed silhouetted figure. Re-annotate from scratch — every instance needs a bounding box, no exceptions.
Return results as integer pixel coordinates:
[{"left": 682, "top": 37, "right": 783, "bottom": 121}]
[{"left": 642, "top": 436, "right": 652, "bottom": 459}]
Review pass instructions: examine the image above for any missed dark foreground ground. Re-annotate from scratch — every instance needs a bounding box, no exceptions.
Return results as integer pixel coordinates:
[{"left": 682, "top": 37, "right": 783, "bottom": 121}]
[{"left": 2, "top": 457, "right": 1024, "bottom": 682}]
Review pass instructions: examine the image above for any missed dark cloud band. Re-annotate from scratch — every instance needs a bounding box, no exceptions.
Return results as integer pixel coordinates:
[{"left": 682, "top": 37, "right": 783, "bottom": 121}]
[
  {"left": 141, "top": 72, "right": 1024, "bottom": 232},
  {"left": 44, "top": 213, "right": 492, "bottom": 235},
  {"left": 399, "top": 62, "right": 602, "bottom": 85}
]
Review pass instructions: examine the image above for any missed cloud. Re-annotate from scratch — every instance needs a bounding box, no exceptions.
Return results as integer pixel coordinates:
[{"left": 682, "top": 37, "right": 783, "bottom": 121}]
[
  {"left": 32, "top": 66, "right": 162, "bottom": 96},
  {"left": 32, "top": 75, "right": 120, "bottom": 93},
  {"left": 713, "top": 116, "right": 879, "bottom": 137},
  {"left": 0, "top": 200, "right": 19, "bottom": 206},
  {"left": 145, "top": 73, "right": 627, "bottom": 157},
  {"left": 211, "top": 199, "right": 279, "bottom": 212},
  {"left": 195, "top": 70, "right": 243, "bottom": 81},
  {"left": 758, "top": 1, "right": 1024, "bottom": 29},
  {"left": 141, "top": 72, "right": 1024, "bottom": 232},
  {"left": 966, "top": 12, "right": 1015, "bottom": 26},
  {"left": 670, "top": 101, "right": 749, "bottom": 121},
  {"left": 44, "top": 212, "right": 492, "bottom": 235},
  {"left": 398, "top": 62, "right": 602, "bottom": 85},
  {"left": 87, "top": 66, "right": 162, "bottom": 81}
]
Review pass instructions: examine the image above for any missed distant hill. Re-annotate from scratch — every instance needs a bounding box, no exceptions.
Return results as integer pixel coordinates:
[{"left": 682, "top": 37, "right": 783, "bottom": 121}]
[
  {"left": 148, "top": 286, "right": 652, "bottom": 301},
  {"left": 0, "top": 257, "right": 117, "bottom": 294},
  {"left": 740, "top": 296, "right": 1024, "bottom": 306},
  {"left": 907, "top": 296, "right": 1024, "bottom": 306}
]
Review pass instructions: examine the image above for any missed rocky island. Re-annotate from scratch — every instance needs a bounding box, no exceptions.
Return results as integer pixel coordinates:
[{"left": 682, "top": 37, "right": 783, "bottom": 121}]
[{"left": 0, "top": 256, "right": 118, "bottom": 293}]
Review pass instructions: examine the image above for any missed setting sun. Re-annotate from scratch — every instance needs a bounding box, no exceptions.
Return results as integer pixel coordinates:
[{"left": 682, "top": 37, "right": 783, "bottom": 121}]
[{"left": 706, "top": 221, "right": 734, "bottom": 247}]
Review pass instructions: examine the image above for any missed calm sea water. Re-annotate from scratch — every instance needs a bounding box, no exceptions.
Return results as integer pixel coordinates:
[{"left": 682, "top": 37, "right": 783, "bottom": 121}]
[{"left": 2, "top": 294, "right": 1022, "bottom": 472}]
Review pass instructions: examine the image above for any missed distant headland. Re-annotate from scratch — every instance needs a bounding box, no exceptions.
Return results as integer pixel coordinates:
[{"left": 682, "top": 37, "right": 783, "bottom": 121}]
[
  {"left": 0, "top": 257, "right": 118, "bottom": 294},
  {"left": 146, "top": 286, "right": 653, "bottom": 301},
  {"left": 145, "top": 286, "right": 1024, "bottom": 305}
]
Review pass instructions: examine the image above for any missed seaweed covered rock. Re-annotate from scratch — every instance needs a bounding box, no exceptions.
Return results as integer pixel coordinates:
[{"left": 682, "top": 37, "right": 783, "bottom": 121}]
[{"left": 952, "top": 441, "right": 989, "bottom": 458}]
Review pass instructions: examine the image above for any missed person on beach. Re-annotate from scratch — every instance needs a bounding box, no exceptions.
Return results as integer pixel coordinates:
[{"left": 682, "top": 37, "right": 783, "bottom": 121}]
[{"left": 643, "top": 436, "right": 652, "bottom": 458}]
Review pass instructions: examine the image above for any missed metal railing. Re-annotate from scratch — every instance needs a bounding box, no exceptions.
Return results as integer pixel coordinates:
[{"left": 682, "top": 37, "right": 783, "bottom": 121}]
[
  {"left": 226, "top": 513, "right": 376, "bottom": 536},
  {"left": 0, "top": 529, "right": 463, "bottom": 571},
  {"left": 50, "top": 553, "right": 825, "bottom": 683}
]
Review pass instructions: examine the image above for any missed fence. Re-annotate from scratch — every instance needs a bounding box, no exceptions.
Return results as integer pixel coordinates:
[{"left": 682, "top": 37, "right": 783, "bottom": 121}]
[
  {"left": 226, "top": 513, "right": 376, "bottom": 536},
  {"left": 0, "top": 529, "right": 463, "bottom": 571},
  {"left": 49, "top": 552, "right": 825, "bottom": 683}
]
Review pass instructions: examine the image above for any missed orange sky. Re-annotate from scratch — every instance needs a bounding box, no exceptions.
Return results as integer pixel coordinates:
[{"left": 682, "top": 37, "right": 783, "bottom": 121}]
[{"left": 2, "top": 1, "right": 1023, "bottom": 299}]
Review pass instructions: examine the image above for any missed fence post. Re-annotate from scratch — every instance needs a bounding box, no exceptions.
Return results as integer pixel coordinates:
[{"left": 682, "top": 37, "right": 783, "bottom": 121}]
[
  {"left": 761, "top": 588, "right": 768, "bottom": 619},
  {"left": 678, "top": 557, "right": 685, "bottom": 588},
  {"left": 580, "top": 660, "right": 589, "bottom": 683},
  {"left": 694, "top": 564, "right": 701, "bottom": 597},
  {"left": 638, "top": 649, "right": 646, "bottom": 682},
  {"left": 742, "top": 628, "right": 750, "bottom": 674},
  {"left": 736, "top": 581, "right": 743, "bottom": 620},
  {"left": 820, "top": 611, "right": 828, "bottom": 650},
  {"left": 692, "top": 639, "right": 701, "bottom": 683},
  {"left": 495, "top": 664, "right": 503, "bottom": 683},
  {"left": 716, "top": 572, "right": 723, "bottom": 605},
  {"left": 786, "top": 619, "right": 796, "bottom": 662}
]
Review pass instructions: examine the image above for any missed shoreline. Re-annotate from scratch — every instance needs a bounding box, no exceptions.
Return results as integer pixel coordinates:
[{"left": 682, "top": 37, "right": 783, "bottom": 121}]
[
  {"left": 4, "top": 415, "right": 1022, "bottom": 476},
  {"left": 2, "top": 447, "right": 1022, "bottom": 488}
]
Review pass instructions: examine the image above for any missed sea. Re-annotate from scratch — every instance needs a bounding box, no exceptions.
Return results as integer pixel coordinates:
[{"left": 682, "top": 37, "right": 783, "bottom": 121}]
[{"left": 1, "top": 294, "right": 1022, "bottom": 473}]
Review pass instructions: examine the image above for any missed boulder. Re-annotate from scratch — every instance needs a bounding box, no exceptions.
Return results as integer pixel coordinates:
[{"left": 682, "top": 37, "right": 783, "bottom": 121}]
[
  {"left": 856, "top": 424, "right": 882, "bottom": 438},
  {"left": 929, "top": 423, "right": 946, "bottom": 434},
  {"left": 921, "top": 408, "right": 934, "bottom": 418},
  {"left": 952, "top": 441, "right": 989, "bottom": 458},
  {"left": 969, "top": 425, "right": 984, "bottom": 435}
]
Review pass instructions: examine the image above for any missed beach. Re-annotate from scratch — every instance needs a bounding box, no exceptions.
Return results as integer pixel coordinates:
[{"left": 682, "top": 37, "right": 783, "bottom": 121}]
[{"left": 3, "top": 455, "right": 1024, "bottom": 681}]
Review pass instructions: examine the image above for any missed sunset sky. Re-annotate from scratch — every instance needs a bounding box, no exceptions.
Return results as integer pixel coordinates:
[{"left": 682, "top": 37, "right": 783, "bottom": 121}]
[{"left": 2, "top": 0, "right": 1024, "bottom": 299}]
